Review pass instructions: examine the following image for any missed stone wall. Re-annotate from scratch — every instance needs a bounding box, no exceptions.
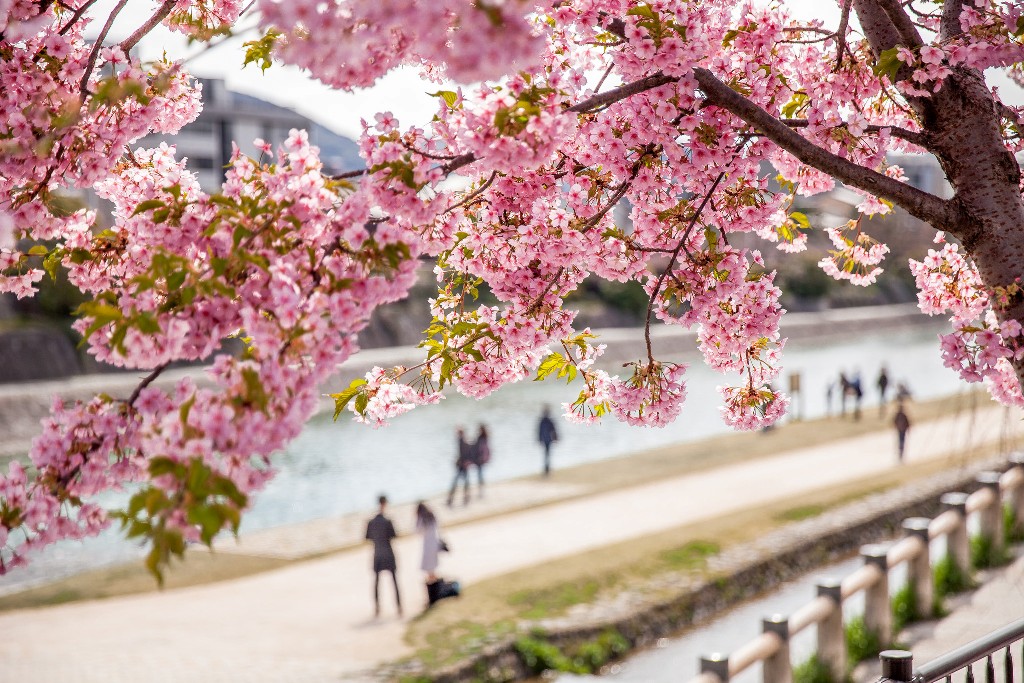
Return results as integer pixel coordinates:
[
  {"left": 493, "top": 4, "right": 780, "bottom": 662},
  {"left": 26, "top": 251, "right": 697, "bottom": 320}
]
[{"left": 403, "top": 458, "right": 1003, "bottom": 683}]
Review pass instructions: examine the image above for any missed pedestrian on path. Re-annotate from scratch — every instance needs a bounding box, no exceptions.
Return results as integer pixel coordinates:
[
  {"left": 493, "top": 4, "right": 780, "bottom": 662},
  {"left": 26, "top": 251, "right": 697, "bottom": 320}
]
[
  {"left": 472, "top": 424, "right": 490, "bottom": 495},
  {"left": 538, "top": 405, "right": 559, "bottom": 476},
  {"left": 447, "top": 428, "right": 473, "bottom": 507},
  {"left": 364, "top": 495, "right": 401, "bottom": 617},
  {"left": 849, "top": 372, "right": 864, "bottom": 421},
  {"left": 894, "top": 402, "right": 911, "bottom": 463},
  {"left": 415, "top": 501, "right": 441, "bottom": 583},
  {"left": 877, "top": 365, "right": 890, "bottom": 416}
]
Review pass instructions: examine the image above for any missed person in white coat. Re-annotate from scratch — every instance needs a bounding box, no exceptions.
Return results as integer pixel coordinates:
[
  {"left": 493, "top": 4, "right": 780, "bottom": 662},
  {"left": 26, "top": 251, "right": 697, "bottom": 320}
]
[{"left": 415, "top": 501, "right": 440, "bottom": 582}]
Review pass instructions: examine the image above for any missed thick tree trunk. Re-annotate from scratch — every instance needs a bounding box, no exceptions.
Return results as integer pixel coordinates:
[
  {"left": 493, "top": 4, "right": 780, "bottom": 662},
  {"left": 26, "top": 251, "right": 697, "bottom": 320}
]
[{"left": 855, "top": 0, "right": 1024, "bottom": 388}]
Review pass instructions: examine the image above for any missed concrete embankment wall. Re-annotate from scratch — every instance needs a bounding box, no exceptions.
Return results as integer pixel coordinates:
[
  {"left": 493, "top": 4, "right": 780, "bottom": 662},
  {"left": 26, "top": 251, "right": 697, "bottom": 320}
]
[
  {"left": 0, "top": 304, "right": 940, "bottom": 457},
  {"left": 406, "top": 457, "right": 1000, "bottom": 683}
]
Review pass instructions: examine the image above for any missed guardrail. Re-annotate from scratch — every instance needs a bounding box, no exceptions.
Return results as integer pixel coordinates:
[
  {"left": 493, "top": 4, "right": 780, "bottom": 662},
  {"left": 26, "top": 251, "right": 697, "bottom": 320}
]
[
  {"left": 877, "top": 617, "right": 1024, "bottom": 683},
  {"left": 687, "top": 453, "right": 1024, "bottom": 683}
]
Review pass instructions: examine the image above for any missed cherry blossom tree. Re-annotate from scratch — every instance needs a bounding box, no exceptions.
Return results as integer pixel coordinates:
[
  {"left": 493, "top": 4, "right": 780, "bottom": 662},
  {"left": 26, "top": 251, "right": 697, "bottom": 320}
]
[{"left": 1, "top": 0, "right": 1022, "bottom": 577}]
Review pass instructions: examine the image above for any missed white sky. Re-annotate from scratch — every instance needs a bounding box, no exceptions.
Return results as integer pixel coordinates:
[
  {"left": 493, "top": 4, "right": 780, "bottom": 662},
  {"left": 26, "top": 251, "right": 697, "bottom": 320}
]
[{"left": 91, "top": 1, "right": 1022, "bottom": 139}]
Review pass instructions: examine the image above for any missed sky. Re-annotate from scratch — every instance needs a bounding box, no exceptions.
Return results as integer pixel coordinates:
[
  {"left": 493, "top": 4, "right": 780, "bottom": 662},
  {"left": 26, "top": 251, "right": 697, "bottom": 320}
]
[{"left": 92, "top": 1, "right": 1023, "bottom": 140}]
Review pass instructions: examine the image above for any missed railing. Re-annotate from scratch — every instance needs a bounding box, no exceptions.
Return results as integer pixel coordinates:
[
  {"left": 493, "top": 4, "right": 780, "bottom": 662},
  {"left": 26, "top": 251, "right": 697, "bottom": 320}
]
[
  {"left": 878, "top": 617, "right": 1024, "bottom": 683},
  {"left": 686, "top": 453, "right": 1024, "bottom": 683}
]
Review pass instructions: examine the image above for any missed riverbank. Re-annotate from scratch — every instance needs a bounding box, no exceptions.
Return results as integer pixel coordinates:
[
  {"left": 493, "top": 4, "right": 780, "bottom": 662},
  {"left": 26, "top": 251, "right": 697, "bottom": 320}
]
[{"left": 0, "top": 391, "right": 1020, "bottom": 683}]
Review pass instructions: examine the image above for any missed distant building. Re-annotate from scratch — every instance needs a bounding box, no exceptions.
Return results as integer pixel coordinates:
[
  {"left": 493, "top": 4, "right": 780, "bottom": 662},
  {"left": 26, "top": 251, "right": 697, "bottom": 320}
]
[{"left": 139, "top": 78, "right": 361, "bottom": 190}]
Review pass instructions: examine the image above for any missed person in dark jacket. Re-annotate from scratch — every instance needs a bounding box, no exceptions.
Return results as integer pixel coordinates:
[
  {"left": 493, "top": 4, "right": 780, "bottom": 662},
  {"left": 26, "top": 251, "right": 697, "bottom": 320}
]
[
  {"left": 447, "top": 428, "right": 473, "bottom": 507},
  {"left": 364, "top": 494, "right": 401, "bottom": 617},
  {"left": 472, "top": 424, "right": 490, "bottom": 494},
  {"left": 894, "top": 403, "right": 911, "bottom": 463},
  {"left": 538, "top": 406, "right": 558, "bottom": 476}
]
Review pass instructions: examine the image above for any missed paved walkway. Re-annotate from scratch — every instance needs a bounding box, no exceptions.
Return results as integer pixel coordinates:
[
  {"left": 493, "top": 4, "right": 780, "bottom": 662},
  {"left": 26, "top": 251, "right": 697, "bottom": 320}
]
[{"left": 0, "top": 406, "right": 1021, "bottom": 682}]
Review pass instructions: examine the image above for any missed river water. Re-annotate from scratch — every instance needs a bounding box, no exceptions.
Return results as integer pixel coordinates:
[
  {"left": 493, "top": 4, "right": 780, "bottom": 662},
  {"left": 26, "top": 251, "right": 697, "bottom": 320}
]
[{"left": 0, "top": 319, "right": 967, "bottom": 594}]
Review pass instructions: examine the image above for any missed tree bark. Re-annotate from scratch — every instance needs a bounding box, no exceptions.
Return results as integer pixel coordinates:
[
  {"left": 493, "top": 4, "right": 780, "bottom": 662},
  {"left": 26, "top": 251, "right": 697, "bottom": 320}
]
[{"left": 852, "top": 0, "right": 1024, "bottom": 386}]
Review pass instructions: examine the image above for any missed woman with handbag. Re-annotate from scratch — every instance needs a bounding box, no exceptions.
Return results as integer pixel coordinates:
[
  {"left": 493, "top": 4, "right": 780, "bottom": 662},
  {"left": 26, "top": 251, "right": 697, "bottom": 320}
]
[{"left": 415, "top": 501, "right": 441, "bottom": 582}]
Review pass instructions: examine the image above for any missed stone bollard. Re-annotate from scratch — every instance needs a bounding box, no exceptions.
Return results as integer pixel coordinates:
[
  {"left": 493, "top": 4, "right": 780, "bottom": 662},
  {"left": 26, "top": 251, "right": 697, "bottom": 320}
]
[
  {"left": 862, "top": 544, "right": 891, "bottom": 646},
  {"left": 902, "top": 518, "right": 933, "bottom": 620},
  {"left": 976, "top": 471, "right": 1005, "bottom": 559},
  {"left": 700, "top": 653, "right": 730, "bottom": 683},
  {"left": 940, "top": 492, "right": 970, "bottom": 574},
  {"left": 878, "top": 650, "right": 914, "bottom": 683},
  {"left": 816, "top": 579, "right": 845, "bottom": 681},
  {"left": 762, "top": 615, "right": 791, "bottom": 683},
  {"left": 1007, "top": 453, "right": 1024, "bottom": 538}
]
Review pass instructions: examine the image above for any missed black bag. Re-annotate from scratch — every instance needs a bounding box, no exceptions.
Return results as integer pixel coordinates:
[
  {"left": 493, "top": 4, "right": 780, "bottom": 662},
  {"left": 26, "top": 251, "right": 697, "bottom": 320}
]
[
  {"left": 426, "top": 578, "right": 461, "bottom": 605},
  {"left": 438, "top": 538, "right": 450, "bottom": 553}
]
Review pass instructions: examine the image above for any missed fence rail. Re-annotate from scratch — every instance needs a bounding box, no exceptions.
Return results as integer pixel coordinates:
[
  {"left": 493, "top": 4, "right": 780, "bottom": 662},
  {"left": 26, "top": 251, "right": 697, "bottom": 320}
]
[
  {"left": 686, "top": 452, "right": 1024, "bottom": 683},
  {"left": 878, "top": 616, "right": 1024, "bottom": 683}
]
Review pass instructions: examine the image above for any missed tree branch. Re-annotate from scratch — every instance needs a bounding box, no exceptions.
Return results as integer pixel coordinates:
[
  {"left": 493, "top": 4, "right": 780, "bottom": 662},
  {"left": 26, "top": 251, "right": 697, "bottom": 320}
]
[
  {"left": 872, "top": 0, "right": 924, "bottom": 48},
  {"left": 834, "top": 0, "right": 853, "bottom": 70},
  {"left": 693, "top": 67, "right": 953, "bottom": 228},
  {"left": 128, "top": 362, "right": 171, "bottom": 406},
  {"left": 121, "top": 0, "right": 176, "bottom": 53},
  {"left": 79, "top": 0, "right": 128, "bottom": 94},
  {"left": 940, "top": 0, "right": 965, "bottom": 41},
  {"left": 779, "top": 118, "right": 927, "bottom": 147},
  {"left": 567, "top": 73, "right": 677, "bottom": 113}
]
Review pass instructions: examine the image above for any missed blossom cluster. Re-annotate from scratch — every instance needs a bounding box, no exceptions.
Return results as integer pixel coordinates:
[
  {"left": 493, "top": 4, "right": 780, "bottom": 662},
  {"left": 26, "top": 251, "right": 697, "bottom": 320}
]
[{"left": 3, "top": 0, "right": 1024, "bottom": 573}]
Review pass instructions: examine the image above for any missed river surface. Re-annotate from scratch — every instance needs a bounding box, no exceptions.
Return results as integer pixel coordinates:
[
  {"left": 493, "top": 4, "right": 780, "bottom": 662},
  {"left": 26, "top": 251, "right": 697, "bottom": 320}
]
[{"left": 0, "top": 321, "right": 967, "bottom": 593}]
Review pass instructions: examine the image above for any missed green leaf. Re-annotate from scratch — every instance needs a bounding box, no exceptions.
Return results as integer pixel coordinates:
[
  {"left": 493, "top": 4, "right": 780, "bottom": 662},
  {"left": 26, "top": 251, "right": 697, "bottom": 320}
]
[
  {"left": 166, "top": 270, "right": 186, "bottom": 291},
  {"left": 242, "top": 28, "right": 282, "bottom": 73},
  {"left": 428, "top": 90, "right": 460, "bottom": 108},
  {"left": 27, "top": 245, "right": 49, "bottom": 256},
  {"left": 353, "top": 392, "right": 369, "bottom": 415},
  {"left": 330, "top": 378, "right": 367, "bottom": 420},
  {"left": 780, "top": 92, "right": 808, "bottom": 119},
  {"left": 873, "top": 47, "right": 903, "bottom": 81},
  {"left": 790, "top": 211, "right": 811, "bottom": 230},
  {"left": 535, "top": 353, "right": 566, "bottom": 381},
  {"left": 132, "top": 199, "right": 166, "bottom": 217}
]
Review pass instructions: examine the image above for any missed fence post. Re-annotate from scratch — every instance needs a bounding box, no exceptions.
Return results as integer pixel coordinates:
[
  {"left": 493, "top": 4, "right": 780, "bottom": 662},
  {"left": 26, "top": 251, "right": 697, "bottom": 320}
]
[
  {"left": 816, "top": 579, "right": 845, "bottom": 681},
  {"left": 701, "top": 653, "right": 730, "bottom": 683},
  {"left": 977, "top": 471, "right": 1005, "bottom": 558},
  {"left": 1009, "top": 452, "right": 1024, "bottom": 538},
  {"left": 879, "top": 650, "right": 914, "bottom": 683},
  {"left": 902, "top": 517, "right": 933, "bottom": 620},
  {"left": 862, "top": 543, "right": 891, "bottom": 646},
  {"left": 940, "top": 492, "right": 970, "bottom": 573},
  {"left": 763, "top": 615, "right": 791, "bottom": 683}
]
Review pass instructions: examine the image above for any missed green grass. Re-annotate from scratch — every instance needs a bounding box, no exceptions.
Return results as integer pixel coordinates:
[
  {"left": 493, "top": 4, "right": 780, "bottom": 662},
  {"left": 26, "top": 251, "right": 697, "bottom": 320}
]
[
  {"left": 660, "top": 540, "right": 720, "bottom": 570},
  {"left": 1004, "top": 505, "right": 1024, "bottom": 544},
  {"left": 776, "top": 504, "right": 826, "bottom": 522},
  {"left": 507, "top": 576, "right": 610, "bottom": 620},
  {"left": 891, "top": 583, "right": 919, "bottom": 635},
  {"left": 514, "top": 628, "right": 629, "bottom": 676},
  {"left": 845, "top": 616, "right": 882, "bottom": 666},
  {"left": 793, "top": 654, "right": 837, "bottom": 683},
  {"left": 970, "top": 533, "right": 1011, "bottom": 570},
  {"left": 933, "top": 553, "right": 973, "bottom": 616}
]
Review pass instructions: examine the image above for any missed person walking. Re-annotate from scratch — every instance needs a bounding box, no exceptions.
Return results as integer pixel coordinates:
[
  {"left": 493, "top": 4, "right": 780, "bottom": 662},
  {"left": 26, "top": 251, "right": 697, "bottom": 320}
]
[
  {"left": 446, "top": 428, "right": 473, "bottom": 507},
  {"left": 472, "top": 425, "right": 490, "bottom": 495},
  {"left": 415, "top": 501, "right": 441, "bottom": 584},
  {"left": 364, "top": 495, "right": 401, "bottom": 617},
  {"left": 876, "top": 365, "right": 890, "bottom": 416},
  {"left": 537, "top": 406, "right": 559, "bottom": 476},
  {"left": 894, "top": 403, "right": 911, "bottom": 463},
  {"left": 850, "top": 372, "right": 864, "bottom": 421},
  {"left": 838, "top": 372, "right": 850, "bottom": 416}
]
